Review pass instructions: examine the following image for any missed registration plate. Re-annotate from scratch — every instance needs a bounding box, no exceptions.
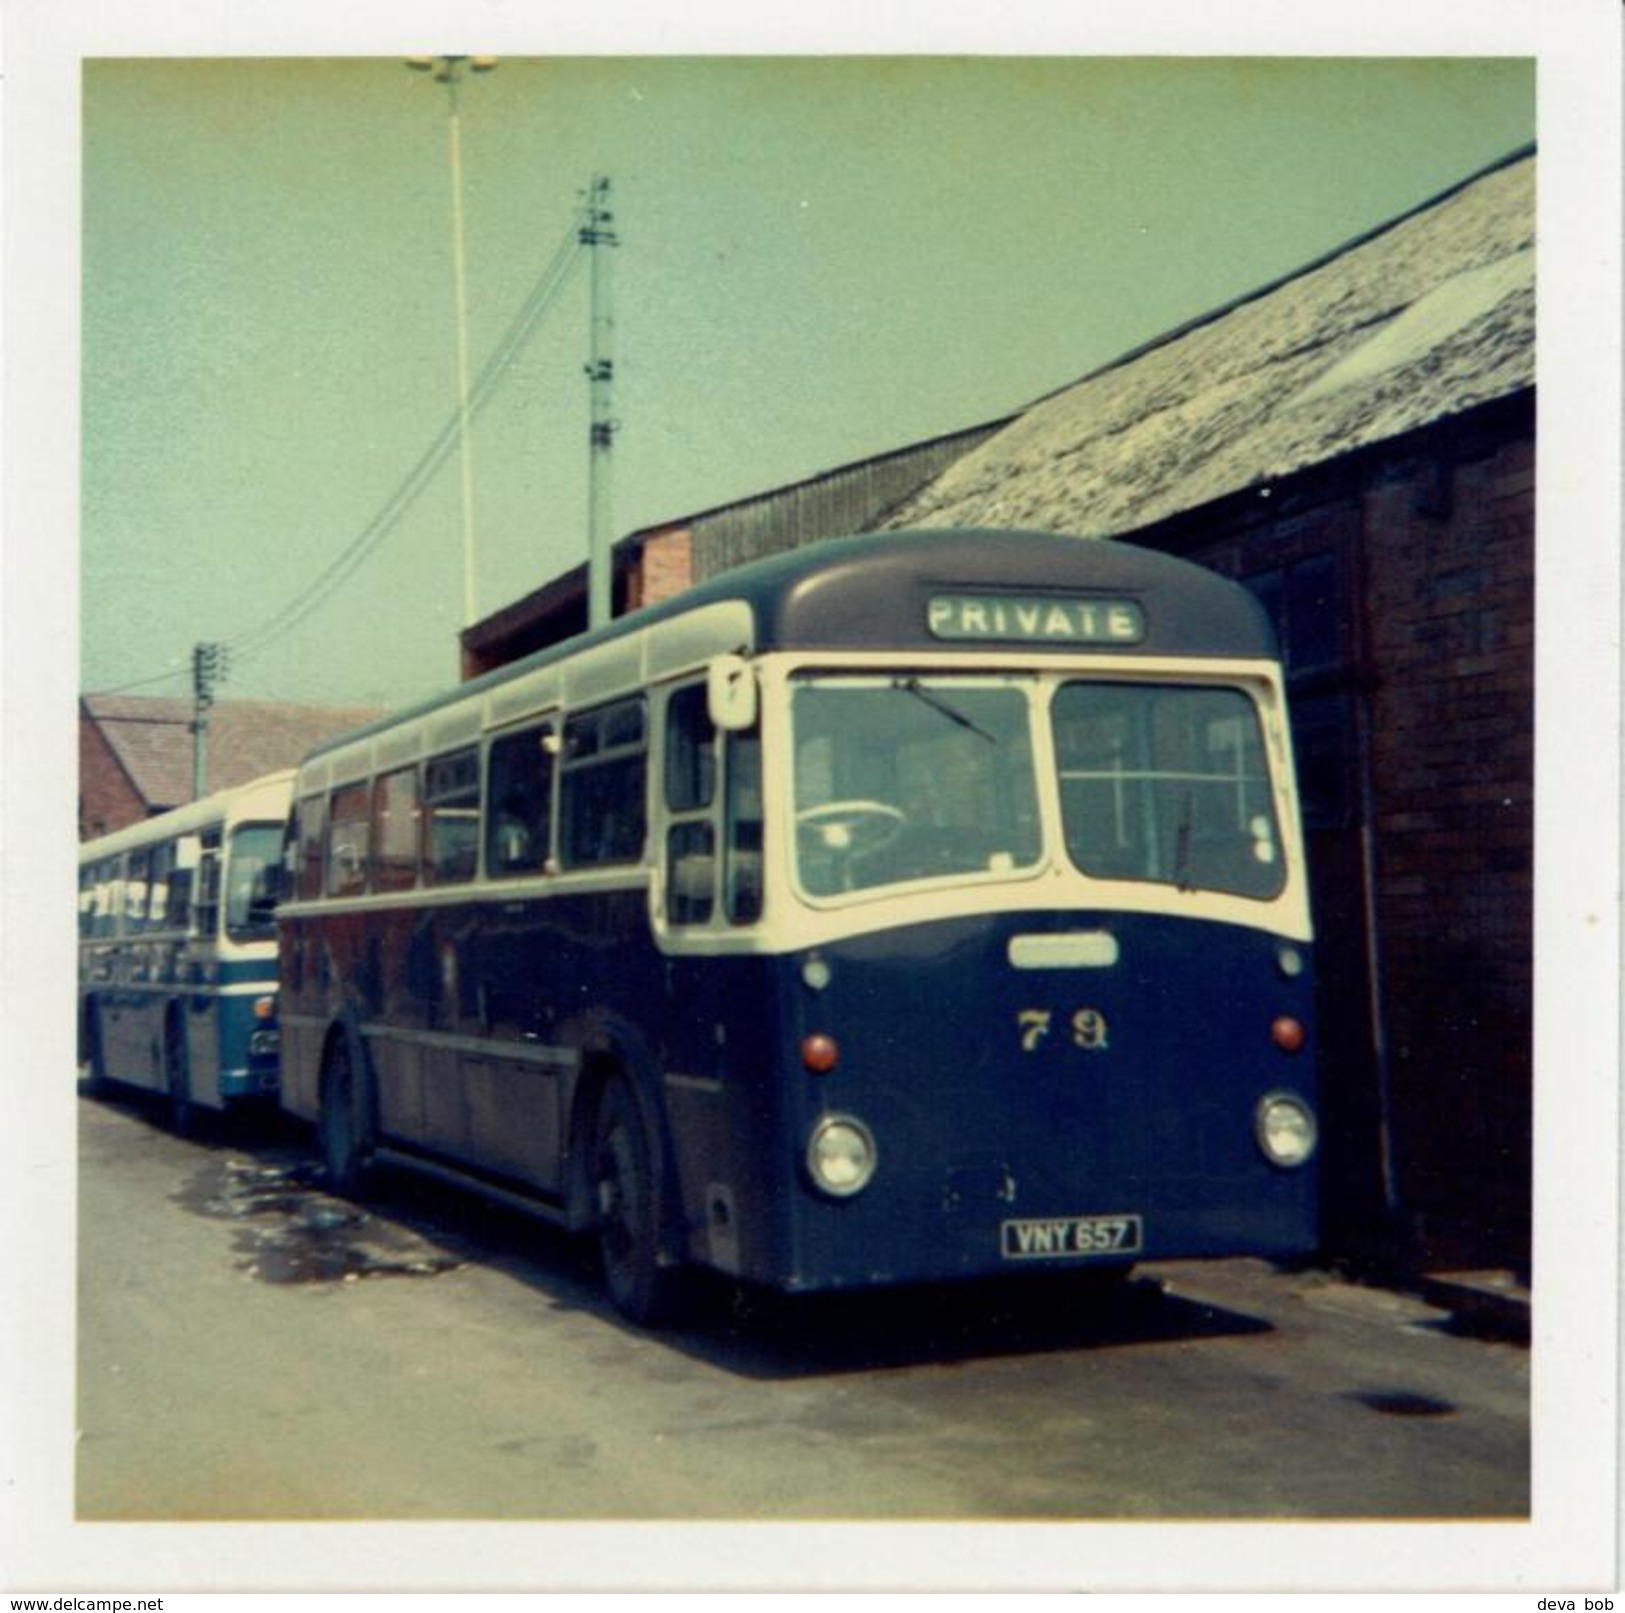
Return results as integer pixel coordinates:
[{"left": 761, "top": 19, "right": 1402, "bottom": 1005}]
[{"left": 1000, "top": 1214, "right": 1143, "bottom": 1260}]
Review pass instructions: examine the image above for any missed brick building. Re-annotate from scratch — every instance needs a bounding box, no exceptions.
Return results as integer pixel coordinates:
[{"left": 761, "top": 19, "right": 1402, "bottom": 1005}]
[
  {"left": 80, "top": 694, "right": 380, "bottom": 840},
  {"left": 459, "top": 419, "right": 1008, "bottom": 678},
  {"left": 458, "top": 147, "right": 1536, "bottom": 1276}
]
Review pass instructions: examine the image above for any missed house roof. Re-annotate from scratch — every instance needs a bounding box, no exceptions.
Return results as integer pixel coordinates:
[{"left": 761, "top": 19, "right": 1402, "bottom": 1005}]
[
  {"left": 885, "top": 148, "right": 1535, "bottom": 538},
  {"left": 81, "top": 694, "right": 381, "bottom": 812}
]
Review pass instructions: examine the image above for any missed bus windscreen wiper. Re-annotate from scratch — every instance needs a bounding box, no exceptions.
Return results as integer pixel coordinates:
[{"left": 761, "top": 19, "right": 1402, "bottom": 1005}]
[
  {"left": 1173, "top": 788, "right": 1196, "bottom": 892},
  {"left": 894, "top": 677, "right": 998, "bottom": 744}
]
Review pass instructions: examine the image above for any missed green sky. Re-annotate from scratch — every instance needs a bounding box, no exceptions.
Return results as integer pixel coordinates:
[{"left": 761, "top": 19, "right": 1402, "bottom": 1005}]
[{"left": 80, "top": 56, "right": 1534, "bottom": 707}]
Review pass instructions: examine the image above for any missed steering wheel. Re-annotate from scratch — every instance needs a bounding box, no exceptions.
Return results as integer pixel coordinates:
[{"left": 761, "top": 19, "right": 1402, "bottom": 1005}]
[{"left": 795, "top": 799, "right": 908, "bottom": 857}]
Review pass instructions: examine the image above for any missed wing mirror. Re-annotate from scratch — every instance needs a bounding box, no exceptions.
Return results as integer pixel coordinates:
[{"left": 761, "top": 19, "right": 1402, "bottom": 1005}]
[{"left": 706, "top": 653, "right": 758, "bottom": 732}]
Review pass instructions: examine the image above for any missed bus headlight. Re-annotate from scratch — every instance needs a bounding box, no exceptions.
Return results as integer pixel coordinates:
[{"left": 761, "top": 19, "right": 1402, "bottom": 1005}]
[
  {"left": 1275, "top": 943, "right": 1305, "bottom": 979},
  {"left": 806, "top": 1114, "right": 878, "bottom": 1198},
  {"left": 1254, "top": 1093, "right": 1317, "bottom": 1168}
]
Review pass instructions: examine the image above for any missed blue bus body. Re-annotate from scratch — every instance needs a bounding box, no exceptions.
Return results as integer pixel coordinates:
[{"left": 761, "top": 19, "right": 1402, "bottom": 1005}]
[
  {"left": 78, "top": 771, "right": 291, "bottom": 1126},
  {"left": 277, "top": 531, "right": 1318, "bottom": 1320}
]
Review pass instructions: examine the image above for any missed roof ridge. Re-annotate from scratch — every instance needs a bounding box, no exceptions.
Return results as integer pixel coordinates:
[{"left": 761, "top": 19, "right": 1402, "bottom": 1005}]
[{"left": 1023, "top": 143, "right": 1536, "bottom": 410}]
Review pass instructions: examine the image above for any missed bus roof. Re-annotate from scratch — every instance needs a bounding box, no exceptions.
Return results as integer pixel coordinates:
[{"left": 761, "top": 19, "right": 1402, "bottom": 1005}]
[
  {"left": 297, "top": 530, "right": 1277, "bottom": 768},
  {"left": 708, "top": 527, "right": 1275, "bottom": 659},
  {"left": 78, "top": 769, "right": 296, "bottom": 864}
]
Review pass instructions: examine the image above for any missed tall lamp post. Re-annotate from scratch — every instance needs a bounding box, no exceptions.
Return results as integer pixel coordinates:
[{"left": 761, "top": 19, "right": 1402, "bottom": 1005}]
[{"left": 406, "top": 53, "right": 496, "bottom": 627}]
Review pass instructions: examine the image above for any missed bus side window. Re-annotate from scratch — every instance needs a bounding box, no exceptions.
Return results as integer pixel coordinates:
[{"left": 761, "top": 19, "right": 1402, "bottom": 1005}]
[
  {"left": 126, "top": 850, "right": 151, "bottom": 933},
  {"left": 296, "top": 794, "right": 328, "bottom": 900},
  {"left": 371, "top": 765, "right": 422, "bottom": 892},
  {"left": 277, "top": 815, "right": 298, "bottom": 906},
  {"left": 327, "top": 784, "right": 371, "bottom": 897},
  {"left": 105, "top": 858, "right": 126, "bottom": 938},
  {"left": 194, "top": 831, "right": 222, "bottom": 936},
  {"left": 147, "top": 840, "right": 176, "bottom": 930},
  {"left": 167, "top": 836, "right": 200, "bottom": 929},
  {"left": 560, "top": 698, "right": 647, "bottom": 870},
  {"left": 663, "top": 684, "right": 716, "bottom": 925},
  {"left": 423, "top": 748, "right": 480, "bottom": 884},
  {"left": 486, "top": 725, "right": 554, "bottom": 878},
  {"left": 90, "top": 858, "right": 118, "bottom": 939},
  {"left": 725, "top": 730, "right": 764, "bottom": 925},
  {"left": 165, "top": 864, "right": 193, "bottom": 929},
  {"left": 664, "top": 685, "right": 716, "bottom": 812}
]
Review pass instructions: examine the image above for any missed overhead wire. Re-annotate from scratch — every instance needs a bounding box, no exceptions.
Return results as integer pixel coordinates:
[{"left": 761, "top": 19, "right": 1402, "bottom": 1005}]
[
  {"left": 89, "top": 661, "right": 203, "bottom": 699},
  {"left": 226, "top": 214, "right": 588, "bottom": 667},
  {"left": 93, "top": 205, "right": 589, "bottom": 695}
]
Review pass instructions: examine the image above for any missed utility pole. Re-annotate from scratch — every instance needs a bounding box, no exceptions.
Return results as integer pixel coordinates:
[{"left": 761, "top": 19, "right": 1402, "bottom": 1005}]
[
  {"left": 582, "top": 175, "right": 619, "bottom": 631},
  {"left": 191, "top": 641, "right": 228, "bottom": 800}
]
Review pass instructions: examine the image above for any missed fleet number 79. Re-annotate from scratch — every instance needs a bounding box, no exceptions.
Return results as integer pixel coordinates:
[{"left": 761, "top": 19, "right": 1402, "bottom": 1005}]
[{"left": 1018, "top": 1008, "right": 1110, "bottom": 1053}]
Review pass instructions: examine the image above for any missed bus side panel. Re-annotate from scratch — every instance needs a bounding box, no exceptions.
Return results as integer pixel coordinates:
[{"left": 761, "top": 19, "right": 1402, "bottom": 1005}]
[
  {"left": 181, "top": 941, "right": 222, "bottom": 1106},
  {"left": 287, "top": 887, "right": 658, "bottom": 1202},
  {"left": 464, "top": 894, "right": 579, "bottom": 1192},
  {"left": 276, "top": 915, "right": 327, "bottom": 1125},
  {"left": 149, "top": 934, "right": 190, "bottom": 1095},
  {"left": 280, "top": 1017, "right": 323, "bottom": 1124},
  {"left": 365, "top": 905, "right": 433, "bottom": 1152},
  {"left": 436, "top": 885, "right": 782, "bottom": 1236},
  {"left": 93, "top": 949, "right": 165, "bottom": 1095}
]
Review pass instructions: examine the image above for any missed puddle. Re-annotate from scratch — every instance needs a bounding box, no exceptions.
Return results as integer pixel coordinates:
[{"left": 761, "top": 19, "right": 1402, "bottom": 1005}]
[
  {"left": 176, "top": 1156, "right": 464, "bottom": 1286},
  {"left": 1349, "top": 1389, "right": 1458, "bottom": 1418}
]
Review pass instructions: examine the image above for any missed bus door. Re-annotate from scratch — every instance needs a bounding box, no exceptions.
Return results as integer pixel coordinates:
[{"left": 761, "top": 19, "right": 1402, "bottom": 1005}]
[
  {"left": 655, "top": 680, "right": 769, "bottom": 1267},
  {"left": 466, "top": 720, "right": 566, "bottom": 1191}
]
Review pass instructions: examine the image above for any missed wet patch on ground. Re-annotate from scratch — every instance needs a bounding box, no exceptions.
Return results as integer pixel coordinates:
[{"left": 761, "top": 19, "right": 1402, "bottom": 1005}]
[{"left": 175, "top": 1156, "right": 465, "bottom": 1285}]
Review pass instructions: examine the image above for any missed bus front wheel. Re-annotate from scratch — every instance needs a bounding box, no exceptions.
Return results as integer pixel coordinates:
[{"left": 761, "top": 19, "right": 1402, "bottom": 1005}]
[
  {"left": 590, "top": 1078, "right": 689, "bottom": 1327},
  {"left": 319, "top": 1036, "right": 375, "bottom": 1196}
]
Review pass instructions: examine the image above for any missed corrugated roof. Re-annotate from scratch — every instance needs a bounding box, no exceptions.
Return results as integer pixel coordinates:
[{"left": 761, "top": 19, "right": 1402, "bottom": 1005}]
[
  {"left": 82, "top": 695, "right": 381, "bottom": 811},
  {"left": 885, "top": 150, "right": 1534, "bottom": 537}
]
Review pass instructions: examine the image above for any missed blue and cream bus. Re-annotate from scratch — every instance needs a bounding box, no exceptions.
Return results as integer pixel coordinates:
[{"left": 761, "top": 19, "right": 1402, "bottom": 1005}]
[
  {"left": 277, "top": 530, "right": 1318, "bottom": 1323},
  {"left": 78, "top": 770, "right": 291, "bottom": 1131}
]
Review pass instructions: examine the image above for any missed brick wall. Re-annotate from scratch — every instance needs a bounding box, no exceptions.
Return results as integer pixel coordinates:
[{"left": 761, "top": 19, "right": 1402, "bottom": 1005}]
[
  {"left": 79, "top": 720, "right": 148, "bottom": 840},
  {"left": 1149, "top": 397, "right": 1534, "bottom": 1274},
  {"left": 628, "top": 527, "right": 695, "bottom": 610},
  {"left": 1361, "top": 434, "right": 1535, "bottom": 1269}
]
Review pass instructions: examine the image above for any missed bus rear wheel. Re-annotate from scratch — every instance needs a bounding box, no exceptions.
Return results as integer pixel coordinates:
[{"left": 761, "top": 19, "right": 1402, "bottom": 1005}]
[
  {"left": 319, "top": 1037, "right": 375, "bottom": 1196},
  {"left": 79, "top": 1002, "right": 108, "bottom": 1095},
  {"left": 591, "top": 1078, "right": 689, "bottom": 1327}
]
